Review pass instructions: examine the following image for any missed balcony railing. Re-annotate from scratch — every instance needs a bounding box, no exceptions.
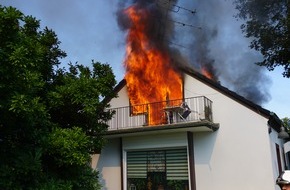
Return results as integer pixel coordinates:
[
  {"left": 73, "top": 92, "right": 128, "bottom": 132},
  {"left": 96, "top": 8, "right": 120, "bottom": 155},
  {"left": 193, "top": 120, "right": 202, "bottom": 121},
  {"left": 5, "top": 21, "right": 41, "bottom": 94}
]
[{"left": 107, "top": 96, "right": 213, "bottom": 131}]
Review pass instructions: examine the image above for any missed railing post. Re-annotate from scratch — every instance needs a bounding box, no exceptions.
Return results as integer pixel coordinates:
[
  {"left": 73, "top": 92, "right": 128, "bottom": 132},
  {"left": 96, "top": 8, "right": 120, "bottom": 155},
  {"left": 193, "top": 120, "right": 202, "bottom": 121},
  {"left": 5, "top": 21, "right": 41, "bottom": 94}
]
[{"left": 116, "top": 108, "right": 119, "bottom": 130}]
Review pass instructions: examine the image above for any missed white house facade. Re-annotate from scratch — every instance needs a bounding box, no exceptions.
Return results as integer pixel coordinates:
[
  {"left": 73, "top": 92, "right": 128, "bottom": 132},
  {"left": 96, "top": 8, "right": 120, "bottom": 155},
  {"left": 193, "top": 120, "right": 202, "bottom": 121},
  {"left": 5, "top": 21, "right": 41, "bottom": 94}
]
[{"left": 92, "top": 68, "right": 286, "bottom": 190}]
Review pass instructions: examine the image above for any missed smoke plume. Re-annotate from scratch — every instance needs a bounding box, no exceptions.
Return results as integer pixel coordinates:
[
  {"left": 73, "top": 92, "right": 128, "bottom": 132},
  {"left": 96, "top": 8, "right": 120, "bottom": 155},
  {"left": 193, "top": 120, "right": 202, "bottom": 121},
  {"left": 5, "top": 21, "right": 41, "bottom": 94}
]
[
  {"left": 117, "top": 0, "right": 174, "bottom": 49},
  {"left": 117, "top": 0, "right": 271, "bottom": 105}
]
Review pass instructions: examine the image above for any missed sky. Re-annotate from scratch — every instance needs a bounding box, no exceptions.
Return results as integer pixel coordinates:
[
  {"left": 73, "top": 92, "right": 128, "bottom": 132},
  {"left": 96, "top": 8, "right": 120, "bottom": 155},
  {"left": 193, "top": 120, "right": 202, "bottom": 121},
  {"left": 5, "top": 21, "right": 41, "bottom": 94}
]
[{"left": 1, "top": 0, "right": 289, "bottom": 119}]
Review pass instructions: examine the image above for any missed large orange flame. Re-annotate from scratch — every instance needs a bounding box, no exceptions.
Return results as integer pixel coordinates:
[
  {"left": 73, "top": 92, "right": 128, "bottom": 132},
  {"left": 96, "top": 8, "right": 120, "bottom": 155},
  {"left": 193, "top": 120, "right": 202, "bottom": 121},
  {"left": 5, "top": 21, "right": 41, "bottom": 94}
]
[{"left": 123, "top": 5, "right": 183, "bottom": 125}]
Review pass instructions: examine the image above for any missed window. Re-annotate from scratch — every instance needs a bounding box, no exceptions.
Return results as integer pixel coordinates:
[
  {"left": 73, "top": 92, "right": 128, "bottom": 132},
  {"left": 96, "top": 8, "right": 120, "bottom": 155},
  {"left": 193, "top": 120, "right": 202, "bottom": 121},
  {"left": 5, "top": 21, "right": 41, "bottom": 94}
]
[
  {"left": 127, "top": 149, "right": 189, "bottom": 190},
  {"left": 276, "top": 143, "right": 282, "bottom": 174}
]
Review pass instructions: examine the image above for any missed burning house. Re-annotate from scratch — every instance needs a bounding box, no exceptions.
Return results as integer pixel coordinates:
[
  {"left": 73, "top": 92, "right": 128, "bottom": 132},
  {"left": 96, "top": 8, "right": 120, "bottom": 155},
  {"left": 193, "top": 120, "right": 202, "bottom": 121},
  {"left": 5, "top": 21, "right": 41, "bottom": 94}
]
[
  {"left": 92, "top": 1, "right": 286, "bottom": 190},
  {"left": 93, "top": 67, "right": 285, "bottom": 190}
]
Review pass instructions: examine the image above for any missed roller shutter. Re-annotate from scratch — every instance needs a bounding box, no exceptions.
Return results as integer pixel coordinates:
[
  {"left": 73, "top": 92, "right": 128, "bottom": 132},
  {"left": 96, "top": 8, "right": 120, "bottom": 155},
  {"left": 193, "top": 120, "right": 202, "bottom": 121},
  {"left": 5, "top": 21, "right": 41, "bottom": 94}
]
[{"left": 127, "top": 148, "right": 188, "bottom": 180}]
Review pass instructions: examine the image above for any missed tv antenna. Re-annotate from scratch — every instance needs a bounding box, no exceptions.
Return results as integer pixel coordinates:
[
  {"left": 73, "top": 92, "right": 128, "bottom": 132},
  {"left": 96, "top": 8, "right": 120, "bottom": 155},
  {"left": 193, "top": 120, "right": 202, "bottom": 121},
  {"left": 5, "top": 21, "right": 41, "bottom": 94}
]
[
  {"left": 155, "top": 0, "right": 201, "bottom": 48},
  {"left": 156, "top": 0, "right": 196, "bottom": 14}
]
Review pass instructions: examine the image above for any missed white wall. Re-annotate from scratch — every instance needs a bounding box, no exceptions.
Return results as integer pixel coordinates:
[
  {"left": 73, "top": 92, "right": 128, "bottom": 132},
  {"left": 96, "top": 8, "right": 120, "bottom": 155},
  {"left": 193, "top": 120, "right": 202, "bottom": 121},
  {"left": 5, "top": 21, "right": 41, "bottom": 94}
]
[
  {"left": 184, "top": 74, "right": 279, "bottom": 190},
  {"left": 123, "top": 132, "right": 187, "bottom": 150},
  {"left": 110, "top": 85, "right": 129, "bottom": 108},
  {"left": 93, "top": 138, "right": 121, "bottom": 190}
]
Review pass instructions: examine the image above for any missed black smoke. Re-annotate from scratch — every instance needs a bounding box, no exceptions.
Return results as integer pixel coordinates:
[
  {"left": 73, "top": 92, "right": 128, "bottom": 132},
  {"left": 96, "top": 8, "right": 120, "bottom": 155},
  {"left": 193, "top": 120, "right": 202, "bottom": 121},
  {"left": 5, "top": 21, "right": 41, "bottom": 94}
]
[
  {"left": 175, "top": 0, "right": 271, "bottom": 105},
  {"left": 117, "top": 0, "right": 176, "bottom": 50},
  {"left": 117, "top": 0, "right": 272, "bottom": 105}
]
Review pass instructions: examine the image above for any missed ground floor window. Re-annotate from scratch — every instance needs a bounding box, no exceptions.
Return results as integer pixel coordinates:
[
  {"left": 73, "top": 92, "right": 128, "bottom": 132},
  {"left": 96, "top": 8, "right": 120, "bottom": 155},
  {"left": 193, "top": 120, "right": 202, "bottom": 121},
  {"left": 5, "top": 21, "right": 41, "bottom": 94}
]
[{"left": 127, "top": 148, "right": 189, "bottom": 190}]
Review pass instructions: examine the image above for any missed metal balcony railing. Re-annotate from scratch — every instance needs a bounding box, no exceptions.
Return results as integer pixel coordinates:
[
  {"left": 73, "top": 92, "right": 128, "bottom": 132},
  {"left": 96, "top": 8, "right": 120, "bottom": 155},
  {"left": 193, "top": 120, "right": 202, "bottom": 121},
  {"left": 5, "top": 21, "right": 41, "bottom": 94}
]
[{"left": 107, "top": 96, "right": 213, "bottom": 131}]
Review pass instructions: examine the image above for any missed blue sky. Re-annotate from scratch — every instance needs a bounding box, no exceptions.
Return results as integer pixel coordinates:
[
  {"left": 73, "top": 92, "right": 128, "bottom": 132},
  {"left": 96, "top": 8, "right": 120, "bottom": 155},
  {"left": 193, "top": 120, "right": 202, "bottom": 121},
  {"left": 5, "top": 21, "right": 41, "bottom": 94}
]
[{"left": 1, "top": 0, "right": 289, "bottom": 119}]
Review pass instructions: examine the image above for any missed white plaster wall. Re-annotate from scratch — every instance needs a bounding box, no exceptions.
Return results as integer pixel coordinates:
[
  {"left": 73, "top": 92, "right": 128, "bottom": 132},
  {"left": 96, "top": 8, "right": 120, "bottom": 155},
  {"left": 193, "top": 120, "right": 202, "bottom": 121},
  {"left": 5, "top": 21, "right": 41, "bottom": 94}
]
[
  {"left": 184, "top": 74, "right": 279, "bottom": 190},
  {"left": 123, "top": 132, "right": 187, "bottom": 150},
  {"left": 92, "top": 138, "right": 121, "bottom": 190},
  {"left": 109, "top": 85, "right": 129, "bottom": 108}
]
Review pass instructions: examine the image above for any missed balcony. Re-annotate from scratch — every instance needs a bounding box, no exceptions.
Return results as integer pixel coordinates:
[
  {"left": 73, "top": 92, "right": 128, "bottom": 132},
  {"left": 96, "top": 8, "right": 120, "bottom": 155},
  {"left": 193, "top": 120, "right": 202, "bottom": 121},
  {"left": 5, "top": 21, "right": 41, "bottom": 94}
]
[{"left": 106, "top": 96, "right": 217, "bottom": 133}]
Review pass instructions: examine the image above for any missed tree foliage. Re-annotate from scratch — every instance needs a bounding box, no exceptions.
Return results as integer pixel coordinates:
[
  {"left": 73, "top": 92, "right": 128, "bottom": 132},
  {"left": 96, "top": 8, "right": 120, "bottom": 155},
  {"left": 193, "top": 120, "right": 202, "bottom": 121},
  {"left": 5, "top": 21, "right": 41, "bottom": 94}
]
[
  {"left": 0, "top": 5, "right": 116, "bottom": 189},
  {"left": 282, "top": 117, "right": 290, "bottom": 129},
  {"left": 234, "top": 0, "right": 290, "bottom": 77}
]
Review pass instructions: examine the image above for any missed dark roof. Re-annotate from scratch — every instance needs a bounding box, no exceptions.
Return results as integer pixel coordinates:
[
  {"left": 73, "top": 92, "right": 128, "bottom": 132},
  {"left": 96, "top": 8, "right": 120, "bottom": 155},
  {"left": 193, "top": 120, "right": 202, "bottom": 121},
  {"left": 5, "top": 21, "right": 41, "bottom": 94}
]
[
  {"left": 113, "top": 78, "right": 126, "bottom": 94},
  {"left": 111, "top": 66, "right": 282, "bottom": 132}
]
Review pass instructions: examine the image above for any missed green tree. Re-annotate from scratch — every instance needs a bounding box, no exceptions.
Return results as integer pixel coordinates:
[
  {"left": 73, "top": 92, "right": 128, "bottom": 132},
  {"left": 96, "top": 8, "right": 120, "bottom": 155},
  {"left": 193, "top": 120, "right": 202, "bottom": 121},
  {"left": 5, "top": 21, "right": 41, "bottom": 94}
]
[
  {"left": 0, "top": 6, "right": 116, "bottom": 189},
  {"left": 234, "top": 0, "right": 290, "bottom": 77},
  {"left": 282, "top": 117, "right": 290, "bottom": 130}
]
